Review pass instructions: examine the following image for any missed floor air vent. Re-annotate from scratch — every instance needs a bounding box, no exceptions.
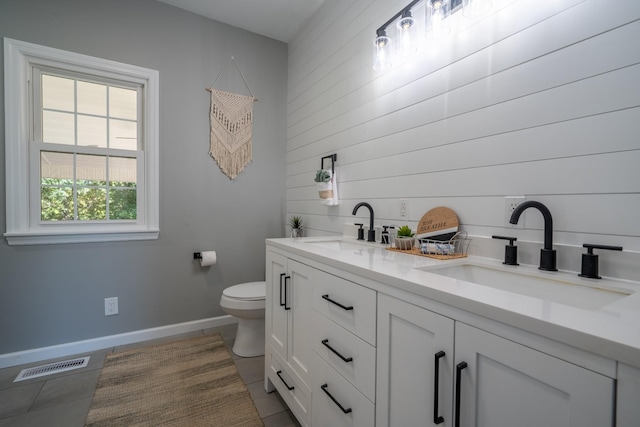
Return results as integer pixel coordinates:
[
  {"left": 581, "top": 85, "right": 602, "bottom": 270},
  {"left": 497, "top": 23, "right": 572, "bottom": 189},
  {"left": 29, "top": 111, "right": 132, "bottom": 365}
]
[{"left": 14, "top": 356, "right": 90, "bottom": 382}]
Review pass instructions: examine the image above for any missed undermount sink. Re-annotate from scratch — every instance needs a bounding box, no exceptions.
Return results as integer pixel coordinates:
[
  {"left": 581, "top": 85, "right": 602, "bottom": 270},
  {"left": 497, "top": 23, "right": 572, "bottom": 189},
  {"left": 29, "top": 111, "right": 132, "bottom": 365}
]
[
  {"left": 304, "top": 239, "right": 376, "bottom": 251},
  {"left": 419, "top": 263, "right": 632, "bottom": 310}
]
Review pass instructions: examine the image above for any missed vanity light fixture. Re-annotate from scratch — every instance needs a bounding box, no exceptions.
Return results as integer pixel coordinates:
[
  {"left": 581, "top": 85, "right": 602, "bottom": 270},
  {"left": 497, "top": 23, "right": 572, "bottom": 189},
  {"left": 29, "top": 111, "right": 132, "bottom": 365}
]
[
  {"left": 426, "top": 0, "right": 451, "bottom": 40},
  {"left": 373, "top": 0, "right": 492, "bottom": 71},
  {"left": 373, "top": 29, "right": 393, "bottom": 71},
  {"left": 396, "top": 10, "right": 418, "bottom": 57}
]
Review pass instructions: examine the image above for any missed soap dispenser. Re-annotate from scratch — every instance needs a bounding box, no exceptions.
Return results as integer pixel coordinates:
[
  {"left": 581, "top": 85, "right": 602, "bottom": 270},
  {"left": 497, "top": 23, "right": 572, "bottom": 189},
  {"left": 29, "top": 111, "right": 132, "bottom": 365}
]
[
  {"left": 388, "top": 226, "right": 397, "bottom": 248},
  {"left": 381, "top": 226, "right": 390, "bottom": 245},
  {"left": 579, "top": 243, "right": 623, "bottom": 279}
]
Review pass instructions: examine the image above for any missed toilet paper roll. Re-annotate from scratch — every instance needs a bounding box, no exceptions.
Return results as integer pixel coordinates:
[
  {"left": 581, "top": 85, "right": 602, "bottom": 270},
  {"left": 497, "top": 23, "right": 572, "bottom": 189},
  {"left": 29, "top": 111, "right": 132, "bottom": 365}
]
[{"left": 199, "top": 251, "right": 217, "bottom": 267}]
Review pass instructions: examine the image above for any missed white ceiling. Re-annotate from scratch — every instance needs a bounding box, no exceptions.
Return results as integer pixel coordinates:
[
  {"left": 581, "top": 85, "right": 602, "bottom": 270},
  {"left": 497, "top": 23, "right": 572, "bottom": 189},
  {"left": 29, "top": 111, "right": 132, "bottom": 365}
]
[{"left": 155, "top": 0, "right": 326, "bottom": 43}]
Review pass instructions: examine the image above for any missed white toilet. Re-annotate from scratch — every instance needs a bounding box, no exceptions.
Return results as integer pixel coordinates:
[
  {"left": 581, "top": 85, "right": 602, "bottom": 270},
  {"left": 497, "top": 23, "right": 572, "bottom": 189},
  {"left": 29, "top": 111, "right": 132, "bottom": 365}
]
[{"left": 220, "top": 281, "right": 266, "bottom": 357}]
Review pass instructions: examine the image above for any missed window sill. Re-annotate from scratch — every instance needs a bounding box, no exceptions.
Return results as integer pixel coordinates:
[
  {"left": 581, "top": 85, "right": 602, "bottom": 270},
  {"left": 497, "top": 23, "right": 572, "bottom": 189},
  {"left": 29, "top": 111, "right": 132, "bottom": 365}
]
[{"left": 4, "top": 228, "right": 159, "bottom": 245}]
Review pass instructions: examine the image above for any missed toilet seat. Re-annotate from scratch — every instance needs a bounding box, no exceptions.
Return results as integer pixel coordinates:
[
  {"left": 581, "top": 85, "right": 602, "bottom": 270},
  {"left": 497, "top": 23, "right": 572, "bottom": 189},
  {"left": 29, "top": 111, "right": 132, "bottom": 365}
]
[{"left": 222, "top": 281, "right": 265, "bottom": 301}]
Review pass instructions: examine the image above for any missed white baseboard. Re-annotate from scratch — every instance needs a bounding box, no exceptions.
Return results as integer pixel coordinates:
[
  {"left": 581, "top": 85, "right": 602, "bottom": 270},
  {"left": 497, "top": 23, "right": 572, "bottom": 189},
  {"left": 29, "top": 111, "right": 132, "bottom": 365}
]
[{"left": 0, "top": 315, "right": 238, "bottom": 369}]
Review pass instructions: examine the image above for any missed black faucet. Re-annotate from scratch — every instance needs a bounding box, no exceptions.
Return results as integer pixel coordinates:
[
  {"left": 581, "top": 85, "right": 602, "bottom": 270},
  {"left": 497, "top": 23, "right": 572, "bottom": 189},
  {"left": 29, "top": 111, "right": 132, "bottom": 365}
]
[
  {"left": 509, "top": 201, "right": 557, "bottom": 271},
  {"left": 352, "top": 202, "right": 376, "bottom": 242}
]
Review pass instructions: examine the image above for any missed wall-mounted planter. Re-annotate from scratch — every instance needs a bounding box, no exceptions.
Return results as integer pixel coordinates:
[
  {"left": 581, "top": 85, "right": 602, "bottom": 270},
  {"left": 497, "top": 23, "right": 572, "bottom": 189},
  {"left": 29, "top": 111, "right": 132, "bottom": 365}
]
[{"left": 317, "top": 181, "right": 333, "bottom": 201}]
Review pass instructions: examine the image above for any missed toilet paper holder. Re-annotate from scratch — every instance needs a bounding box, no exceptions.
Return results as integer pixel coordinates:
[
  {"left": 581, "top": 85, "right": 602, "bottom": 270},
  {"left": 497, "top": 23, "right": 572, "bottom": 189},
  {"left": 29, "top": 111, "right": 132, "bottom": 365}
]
[{"left": 194, "top": 251, "right": 217, "bottom": 267}]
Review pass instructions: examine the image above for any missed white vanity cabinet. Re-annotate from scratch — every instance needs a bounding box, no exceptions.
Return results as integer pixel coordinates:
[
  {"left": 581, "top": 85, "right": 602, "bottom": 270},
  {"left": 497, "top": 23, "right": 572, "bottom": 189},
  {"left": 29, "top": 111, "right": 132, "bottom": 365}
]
[
  {"left": 265, "top": 242, "right": 629, "bottom": 427},
  {"left": 617, "top": 363, "right": 640, "bottom": 427},
  {"left": 376, "top": 294, "right": 615, "bottom": 427},
  {"left": 265, "top": 250, "right": 314, "bottom": 425}
]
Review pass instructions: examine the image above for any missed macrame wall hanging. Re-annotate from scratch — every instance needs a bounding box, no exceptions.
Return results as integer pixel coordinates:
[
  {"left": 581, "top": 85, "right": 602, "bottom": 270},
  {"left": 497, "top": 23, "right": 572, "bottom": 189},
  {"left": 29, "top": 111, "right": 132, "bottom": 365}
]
[{"left": 206, "top": 56, "right": 257, "bottom": 180}]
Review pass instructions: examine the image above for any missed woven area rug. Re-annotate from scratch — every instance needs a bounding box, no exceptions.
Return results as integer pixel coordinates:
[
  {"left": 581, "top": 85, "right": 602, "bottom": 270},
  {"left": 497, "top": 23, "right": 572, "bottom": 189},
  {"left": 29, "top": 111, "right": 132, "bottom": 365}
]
[{"left": 85, "top": 334, "right": 264, "bottom": 427}]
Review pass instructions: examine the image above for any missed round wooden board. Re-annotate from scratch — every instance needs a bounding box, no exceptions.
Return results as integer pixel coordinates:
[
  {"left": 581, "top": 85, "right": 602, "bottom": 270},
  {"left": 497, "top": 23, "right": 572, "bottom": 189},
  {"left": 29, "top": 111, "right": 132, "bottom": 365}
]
[{"left": 416, "top": 207, "right": 459, "bottom": 240}]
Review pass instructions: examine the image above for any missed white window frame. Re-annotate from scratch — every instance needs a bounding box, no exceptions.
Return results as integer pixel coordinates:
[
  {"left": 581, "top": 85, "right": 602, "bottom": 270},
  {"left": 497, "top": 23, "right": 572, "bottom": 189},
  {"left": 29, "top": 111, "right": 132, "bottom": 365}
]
[{"left": 4, "top": 38, "right": 159, "bottom": 245}]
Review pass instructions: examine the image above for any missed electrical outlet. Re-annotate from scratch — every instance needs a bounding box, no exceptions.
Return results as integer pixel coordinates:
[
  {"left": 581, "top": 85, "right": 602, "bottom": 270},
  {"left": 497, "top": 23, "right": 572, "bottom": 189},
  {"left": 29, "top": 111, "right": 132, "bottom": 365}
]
[
  {"left": 105, "top": 297, "right": 119, "bottom": 316},
  {"left": 399, "top": 199, "right": 409, "bottom": 218},
  {"left": 505, "top": 196, "right": 526, "bottom": 228}
]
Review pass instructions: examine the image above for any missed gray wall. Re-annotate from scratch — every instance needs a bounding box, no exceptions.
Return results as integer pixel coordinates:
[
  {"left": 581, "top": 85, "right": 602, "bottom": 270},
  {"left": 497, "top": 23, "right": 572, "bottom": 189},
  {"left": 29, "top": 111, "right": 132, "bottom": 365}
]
[
  {"left": 285, "top": 0, "right": 640, "bottom": 277},
  {"left": 0, "top": 0, "right": 288, "bottom": 354}
]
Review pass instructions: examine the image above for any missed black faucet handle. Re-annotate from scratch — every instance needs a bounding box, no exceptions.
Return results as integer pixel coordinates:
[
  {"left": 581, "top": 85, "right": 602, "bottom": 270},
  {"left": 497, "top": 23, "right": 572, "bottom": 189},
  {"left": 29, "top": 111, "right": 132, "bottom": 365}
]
[
  {"left": 579, "top": 244, "right": 623, "bottom": 279},
  {"left": 355, "top": 223, "right": 364, "bottom": 240},
  {"left": 583, "top": 243, "right": 623, "bottom": 254},
  {"left": 492, "top": 235, "right": 519, "bottom": 266},
  {"left": 492, "top": 235, "right": 517, "bottom": 245}
]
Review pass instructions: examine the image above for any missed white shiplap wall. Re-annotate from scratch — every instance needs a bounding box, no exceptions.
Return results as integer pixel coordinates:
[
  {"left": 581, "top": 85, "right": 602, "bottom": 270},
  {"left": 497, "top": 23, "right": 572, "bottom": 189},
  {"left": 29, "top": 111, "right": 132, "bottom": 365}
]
[{"left": 286, "top": 0, "right": 640, "bottom": 278}]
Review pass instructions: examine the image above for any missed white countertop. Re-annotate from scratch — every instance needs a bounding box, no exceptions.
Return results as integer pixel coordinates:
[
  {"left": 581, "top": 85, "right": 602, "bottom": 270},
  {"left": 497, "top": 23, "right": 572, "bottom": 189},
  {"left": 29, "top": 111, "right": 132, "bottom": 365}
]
[{"left": 267, "top": 236, "right": 640, "bottom": 369}]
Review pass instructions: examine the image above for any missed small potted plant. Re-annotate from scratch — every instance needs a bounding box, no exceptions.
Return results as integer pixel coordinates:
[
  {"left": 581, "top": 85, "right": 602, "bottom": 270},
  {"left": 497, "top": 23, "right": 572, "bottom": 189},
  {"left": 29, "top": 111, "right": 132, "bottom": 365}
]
[
  {"left": 395, "top": 225, "right": 415, "bottom": 250},
  {"left": 314, "top": 169, "right": 333, "bottom": 202},
  {"left": 314, "top": 169, "right": 331, "bottom": 183},
  {"left": 288, "top": 215, "right": 303, "bottom": 238}
]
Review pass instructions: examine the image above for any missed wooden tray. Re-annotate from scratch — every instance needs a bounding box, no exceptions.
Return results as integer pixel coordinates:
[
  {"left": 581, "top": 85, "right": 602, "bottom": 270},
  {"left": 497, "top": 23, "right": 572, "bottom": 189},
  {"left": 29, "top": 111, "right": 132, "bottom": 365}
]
[{"left": 416, "top": 207, "right": 459, "bottom": 241}]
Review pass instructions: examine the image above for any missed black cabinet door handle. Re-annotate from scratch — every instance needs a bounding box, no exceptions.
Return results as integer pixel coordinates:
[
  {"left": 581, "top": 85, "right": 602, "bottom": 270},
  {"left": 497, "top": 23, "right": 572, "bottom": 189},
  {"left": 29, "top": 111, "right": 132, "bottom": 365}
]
[
  {"left": 322, "top": 294, "right": 354, "bottom": 311},
  {"left": 284, "top": 276, "right": 291, "bottom": 310},
  {"left": 433, "top": 351, "right": 446, "bottom": 425},
  {"left": 321, "top": 383, "right": 352, "bottom": 414},
  {"left": 276, "top": 370, "right": 294, "bottom": 391},
  {"left": 279, "top": 273, "right": 286, "bottom": 307},
  {"left": 321, "top": 339, "right": 353, "bottom": 363},
  {"left": 455, "top": 361, "right": 468, "bottom": 427}
]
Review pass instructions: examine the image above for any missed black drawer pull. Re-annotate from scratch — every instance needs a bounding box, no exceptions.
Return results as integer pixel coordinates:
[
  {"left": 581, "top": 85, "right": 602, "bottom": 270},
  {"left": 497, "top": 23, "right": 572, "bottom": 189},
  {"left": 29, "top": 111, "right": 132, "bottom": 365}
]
[
  {"left": 279, "top": 273, "right": 286, "bottom": 307},
  {"left": 455, "top": 361, "right": 468, "bottom": 427},
  {"left": 276, "top": 370, "right": 294, "bottom": 391},
  {"left": 321, "top": 339, "right": 353, "bottom": 363},
  {"left": 284, "top": 276, "right": 291, "bottom": 310},
  {"left": 321, "top": 383, "right": 352, "bottom": 414},
  {"left": 322, "top": 294, "right": 354, "bottom": 311},
  {"left": 433, "top": 351, "right": 446, "bottom": 424}
]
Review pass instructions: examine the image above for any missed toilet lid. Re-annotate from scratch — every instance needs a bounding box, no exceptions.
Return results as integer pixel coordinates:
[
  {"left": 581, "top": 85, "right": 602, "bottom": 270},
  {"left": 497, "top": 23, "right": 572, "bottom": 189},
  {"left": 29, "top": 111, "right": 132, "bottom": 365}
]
[{"left": 223, "top": 281, "right": 265, "bottom": 300}]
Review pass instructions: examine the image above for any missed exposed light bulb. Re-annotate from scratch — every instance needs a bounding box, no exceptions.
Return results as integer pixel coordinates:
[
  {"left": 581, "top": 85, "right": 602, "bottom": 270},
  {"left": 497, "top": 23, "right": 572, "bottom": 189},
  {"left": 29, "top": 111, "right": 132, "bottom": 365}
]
[
  {"left": 396, "top": 14, "right": 417, "bottom": 57},
  {"left": 399, "top": 16, "right": 414, "bottom": 30},
  {"left": 373, "top": 34, "right": 392, "bottom": 71},
  {"left": 426, "top": 0, "right": 451, "bottom": 40}
]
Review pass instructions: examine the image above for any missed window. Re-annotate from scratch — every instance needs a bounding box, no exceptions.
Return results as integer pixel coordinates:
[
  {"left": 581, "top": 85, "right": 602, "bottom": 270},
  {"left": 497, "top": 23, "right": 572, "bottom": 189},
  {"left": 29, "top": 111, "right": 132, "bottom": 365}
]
[
  {"left": 35, "top": 70, "right": 140, "bottom": 222},
  {"left": 4, "top": 38, "right": 159, "bottom": 245}
]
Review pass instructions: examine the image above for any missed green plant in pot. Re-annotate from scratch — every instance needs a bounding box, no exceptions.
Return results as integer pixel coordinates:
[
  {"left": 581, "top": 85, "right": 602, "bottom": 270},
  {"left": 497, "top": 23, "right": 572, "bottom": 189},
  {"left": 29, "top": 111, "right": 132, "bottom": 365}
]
[
  {"left": 396, "top": 225, "right": 415, "bottom": 250},
  {"left": 288, "top": 215, "right": 303, "bottom": 238},
  {"left": 314, "top": 169, "right": 334, "bottom": 202},
  {"left": 314, "top": 169, "right": 331, "bottom": 183}
]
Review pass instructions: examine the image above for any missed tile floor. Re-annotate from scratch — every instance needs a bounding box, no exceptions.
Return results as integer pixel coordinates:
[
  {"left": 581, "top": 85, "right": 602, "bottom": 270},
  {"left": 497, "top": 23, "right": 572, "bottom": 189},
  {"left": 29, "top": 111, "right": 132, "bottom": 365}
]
[{"left": 0, "top": 324, "right": 301, "bottom": 427}]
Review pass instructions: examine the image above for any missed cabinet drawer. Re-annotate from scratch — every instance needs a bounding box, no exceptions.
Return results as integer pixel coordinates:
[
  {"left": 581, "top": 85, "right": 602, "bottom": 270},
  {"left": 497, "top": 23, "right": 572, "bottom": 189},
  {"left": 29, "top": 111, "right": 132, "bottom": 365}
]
[
  {"left": 312, "top": 270, "right": 377, "bottom": 345},
  {"left": 267, "top": 350, "right": 311, "bottom": 427},
  {"left": 312, "top": 353, "right": 375, "bottom": 427},
  {"left": 312, "top": 312, "right": 376, "bottom": 402}
]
